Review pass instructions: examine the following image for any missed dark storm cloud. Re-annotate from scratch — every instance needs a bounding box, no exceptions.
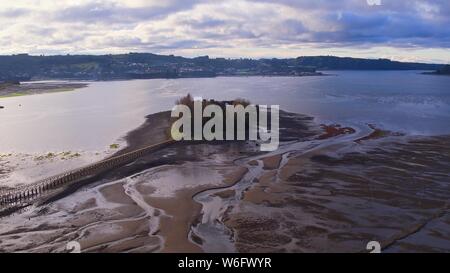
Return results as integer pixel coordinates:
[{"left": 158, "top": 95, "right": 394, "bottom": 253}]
[
  {"left": 40, "top": 0, "right": 450, "bottom": 49},
  {"left": 326, "top": 10, "right": 450, "bottom": 47},
  {"left": 244, "top": 0, "right": 450, "bottom": 47}
]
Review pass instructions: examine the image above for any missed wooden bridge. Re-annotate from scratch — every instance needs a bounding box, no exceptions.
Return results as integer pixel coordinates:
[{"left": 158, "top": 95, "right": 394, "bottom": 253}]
[{"left": 0, "top": 139, "right": 175, "bottom": 212}]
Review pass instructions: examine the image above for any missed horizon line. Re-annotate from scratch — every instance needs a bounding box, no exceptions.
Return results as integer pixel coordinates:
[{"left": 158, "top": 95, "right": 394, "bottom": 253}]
[{"left": 1, "top": 52, "right": 447, "bottom": 65}]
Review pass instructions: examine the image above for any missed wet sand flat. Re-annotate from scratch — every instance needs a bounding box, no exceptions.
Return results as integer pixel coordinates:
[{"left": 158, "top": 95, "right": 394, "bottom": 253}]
[
  {"left": 0, "top": 82, "right": 87, "bottom": 98},
  {"left": 226, "top": 136, "right": 450, "bottom": 252},
  {"left": 1, "top": 109, "right": 449, "bottom": 253}
]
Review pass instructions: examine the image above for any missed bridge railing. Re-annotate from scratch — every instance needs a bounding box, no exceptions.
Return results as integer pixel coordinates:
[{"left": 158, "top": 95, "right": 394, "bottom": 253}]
[{"left": 0, "top": 140, "right": 174, "bottom": 209}]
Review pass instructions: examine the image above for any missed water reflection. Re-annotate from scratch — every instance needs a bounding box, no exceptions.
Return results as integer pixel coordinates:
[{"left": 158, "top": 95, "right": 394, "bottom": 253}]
[{"left": 1, "top": 71, "right": 449, "bottom": 153}]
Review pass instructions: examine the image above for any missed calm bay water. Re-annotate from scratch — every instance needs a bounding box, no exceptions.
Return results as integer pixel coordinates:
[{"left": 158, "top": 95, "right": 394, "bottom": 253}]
[{"left": 0, "top": 71, "right": 449, "bottom": 153}]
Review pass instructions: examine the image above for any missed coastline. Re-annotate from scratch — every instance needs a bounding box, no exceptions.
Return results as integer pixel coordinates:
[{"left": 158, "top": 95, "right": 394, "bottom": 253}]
[
  {"left": 0, "top": 81, "right": 88, "bottom": 99},
  {"left": 0, "top": 74, "right": 330, "bottom": 100},
  {"left": 422, "top": 72, "right": 450, "bottom": 76},
  {"left": 0, "top": 106, "right": 450, "bottom": 252}
]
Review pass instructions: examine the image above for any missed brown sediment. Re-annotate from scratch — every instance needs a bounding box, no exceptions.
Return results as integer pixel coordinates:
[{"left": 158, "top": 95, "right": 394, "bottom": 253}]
[
  {"left": 214, "top": 189, "right": 236, "bottom": 199},
  {"left": 355, "top": 124, "right": 404, "bottom": 143},
  {"left": 0, "top": 187, "right": 153, "bottom": 253},
  {"left": 278, "top": 143, "right": 344, "bottom": 181},
  {"left": 0, "top": 110, "right": 176, "bottom": 252},
  {"left": 222, "top": 166, "right": 248, "bottom": 185},
  {"left": 242, "top": 169, "right": 286, "bottom": 206},
  {"left": 258, "top": 170, "right": 277, "bottom": 187},
  {"left": 78, "top": 218, "right": 150, "bottom": 251},
  {"left": 262, "top": 154, "right": 282, "bottom": 170},
  {"left": 224, "top": 214, "right": 293, "bottom": 253},
  {"left": 28, "top": 107, "right": 250, "bottom": 253},
  {"left": 4, "top": 105, "right": 449, "bottom": 253},
  {"left": 144, "top": 188, "right": 203, "bottom": 253},
  {"left": 225, "top": 135, "right": 450, "bottom": 252},
  {"left": 317, "top": 124, "right": 355, "bottom": 140},
  {"left": 113, "top": 111, "right": 173, "bottom": 156},
  {"left": 135, "top": 182, "right": 156, "bottom": 195},
  {"left": 242, "top": 185, "right": 286, "bottom": 207},
  {"left": 71, "top": 197, "right": 97, "bottom": 212},
  {"left": 0, "top": 110, "right": 320, "bottom": 253},
  {"left": 142, "top": 166, "right": 248, "bottom": 252},
  {"left": 99, "top": 182, "right": 135, "bottom": 205},
  {"left": 248, "top": 160, "right": 258, "bottom": 166}
]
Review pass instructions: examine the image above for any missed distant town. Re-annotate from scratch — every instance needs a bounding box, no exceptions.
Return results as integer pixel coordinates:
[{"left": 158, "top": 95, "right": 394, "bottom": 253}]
[{"left": 0, "top": 53, "right": 445, "bottom": 82}]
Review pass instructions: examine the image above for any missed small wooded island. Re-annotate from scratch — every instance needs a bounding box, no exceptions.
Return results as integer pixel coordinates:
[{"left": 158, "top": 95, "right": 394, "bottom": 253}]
[{"left": 424, "top": 64, "right": 450, "bottom": 76}]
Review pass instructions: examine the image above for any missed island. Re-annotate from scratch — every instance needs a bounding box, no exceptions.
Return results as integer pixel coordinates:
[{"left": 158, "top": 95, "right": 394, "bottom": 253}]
[
  {"left": 0, "top": 80, "right": 87, "bottom": 98},
  {"left": 423, "top": 64, "right": 450, "bottom": 76}
]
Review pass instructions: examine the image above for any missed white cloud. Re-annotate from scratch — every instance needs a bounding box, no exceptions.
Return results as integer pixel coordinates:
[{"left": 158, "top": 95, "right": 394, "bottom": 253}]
[
  {"left": 0, "top": 0, "right": 448, "bottom": 63},
  {"left": 366, "top": 0, "right": 381, "bottom": 6}
]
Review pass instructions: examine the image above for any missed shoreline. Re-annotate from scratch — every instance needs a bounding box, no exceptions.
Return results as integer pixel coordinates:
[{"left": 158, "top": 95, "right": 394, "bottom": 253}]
[
  {"left": 0, "top": 81, "right": 88, "bottom": 99},
  {"left": 0, "top": 74, "right": 329, "bottom": 100},
  {"left": 1, "top": 106, "right": 450, "bottom": 252},
  {"left": 116, "top": 110, "right": 450, "bottom": 253}
]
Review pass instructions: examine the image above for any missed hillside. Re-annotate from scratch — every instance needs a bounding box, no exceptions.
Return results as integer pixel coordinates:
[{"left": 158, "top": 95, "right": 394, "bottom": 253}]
[{"left": 0, "top": 53, "right": 443, "bottom": 81}]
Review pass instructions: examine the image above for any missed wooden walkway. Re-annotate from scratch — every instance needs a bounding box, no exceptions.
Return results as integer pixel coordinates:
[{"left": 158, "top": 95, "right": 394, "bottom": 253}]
[{"left": 0, "top": 139, "right": 175, "bottom": 211}]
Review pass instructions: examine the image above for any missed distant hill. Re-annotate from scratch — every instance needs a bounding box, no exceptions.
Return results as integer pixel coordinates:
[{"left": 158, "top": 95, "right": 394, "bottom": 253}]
[
  {"left": 295, "top": 56, "right": 442, "bottom": 70},
  {"left": 424, "top": 64, "right": 450, "bottom": 75},
  {"left": 0, "top": 53, "right": 444, "bottom": 81}
]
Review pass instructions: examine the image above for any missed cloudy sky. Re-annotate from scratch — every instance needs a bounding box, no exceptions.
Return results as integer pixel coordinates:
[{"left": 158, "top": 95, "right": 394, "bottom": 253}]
[{"left": 0, "top": 0, "right": 449, "bottom": 63}]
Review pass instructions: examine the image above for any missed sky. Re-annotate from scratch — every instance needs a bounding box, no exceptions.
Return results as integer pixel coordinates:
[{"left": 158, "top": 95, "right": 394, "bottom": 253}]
[{"left": 0, "top": 0, "right": 449, "bottom": 63}]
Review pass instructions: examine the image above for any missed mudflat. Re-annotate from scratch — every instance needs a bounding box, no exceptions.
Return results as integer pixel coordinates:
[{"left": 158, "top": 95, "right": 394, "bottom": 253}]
[
  {"left": 0, "top": 82, "right": 87, "bottom": 98},
  {"left": 0, "top": 108, "right": 449, "bottom": 253}
]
